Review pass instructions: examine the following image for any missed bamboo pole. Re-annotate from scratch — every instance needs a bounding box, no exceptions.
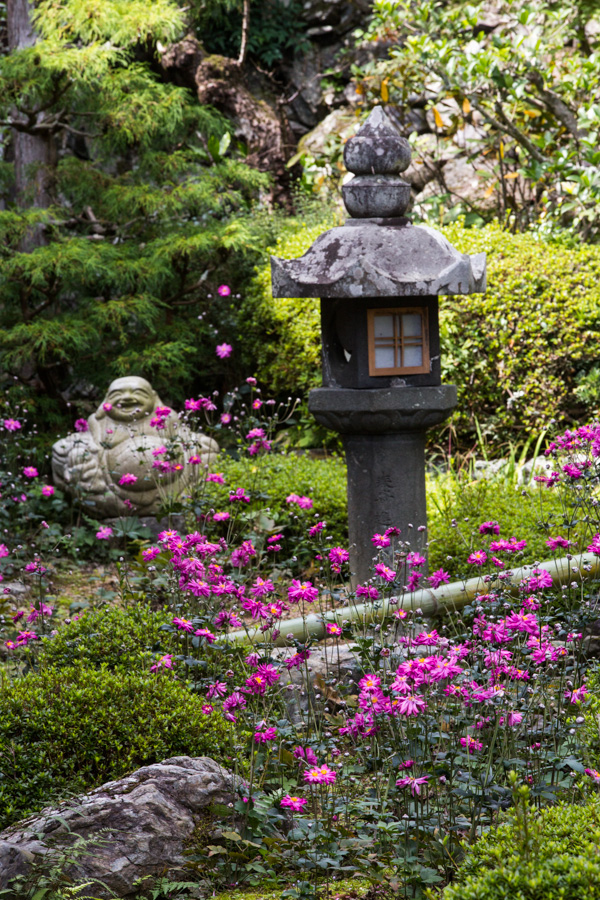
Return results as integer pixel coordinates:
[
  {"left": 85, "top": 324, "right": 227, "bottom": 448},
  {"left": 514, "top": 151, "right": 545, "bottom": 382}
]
[{"left": 225, "top": 552, "right": 600, "bottom": 647}]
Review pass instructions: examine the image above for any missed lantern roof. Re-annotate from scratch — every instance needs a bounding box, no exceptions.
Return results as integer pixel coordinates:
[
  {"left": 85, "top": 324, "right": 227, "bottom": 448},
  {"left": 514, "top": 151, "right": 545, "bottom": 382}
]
[{"left": 271, "top": 107, "right": 486, "bottom": 299}]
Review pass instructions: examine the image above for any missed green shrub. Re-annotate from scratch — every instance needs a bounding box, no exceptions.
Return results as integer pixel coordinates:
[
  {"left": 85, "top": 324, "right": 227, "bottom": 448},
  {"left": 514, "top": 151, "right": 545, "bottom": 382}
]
[
  {"left": 38, "top": 604, "right": 178, "bottom": 673},
  {"left": 441, "top": 854, "right": 600, "bottom": 900},
  {"left": 248, "top": 221, "right": 600, "bottom": 451},
  {"left": 441, "top": 794, "right": 600, "bottom": 900},
  {"left": 218, "top": 452, "right": 348, "bottom": 548},
  {"left": 243, "top": 217, "right": 334, "bottom": 396},
  {"left": 216, "top": 452, "right": 572, "bottom": 577},
  {"left": 0, "top": 666, "right": 232, "bottom": 828},
  {"left": 427, "top": 469, "right": 575, "bottom": 577}
]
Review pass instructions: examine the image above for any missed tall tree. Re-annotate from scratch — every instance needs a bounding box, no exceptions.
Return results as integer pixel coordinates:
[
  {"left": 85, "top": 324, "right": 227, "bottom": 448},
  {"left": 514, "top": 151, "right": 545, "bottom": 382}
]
[
  {"left": 7, "top": 0, "right": 55, "bottom": 235},
  {"left": 0, "top": 0, "right": 267, "bottom": 422}
]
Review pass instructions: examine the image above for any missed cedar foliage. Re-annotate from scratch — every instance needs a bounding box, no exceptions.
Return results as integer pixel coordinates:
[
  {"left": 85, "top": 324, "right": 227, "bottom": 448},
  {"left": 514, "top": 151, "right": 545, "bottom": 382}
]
[{"left": 0, "top": 0, "right": 268, "bottom": 427}]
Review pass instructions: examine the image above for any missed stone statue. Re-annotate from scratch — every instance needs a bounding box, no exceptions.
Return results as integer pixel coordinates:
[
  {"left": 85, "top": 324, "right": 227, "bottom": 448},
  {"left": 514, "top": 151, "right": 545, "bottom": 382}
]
[{"left": 52, "top": 376, "right": 219, "bottom": 517}]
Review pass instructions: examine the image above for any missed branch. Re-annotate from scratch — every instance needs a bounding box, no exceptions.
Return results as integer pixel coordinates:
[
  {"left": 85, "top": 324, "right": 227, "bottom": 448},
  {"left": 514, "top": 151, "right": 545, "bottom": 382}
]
[
  {"left": 237, "top": 0, "right": 250, "bottom": 67},
  {"left": 460, "top": 94, "right": 546, "bottom": 165},
  {"left": 30, "top": 297, "right": 55, "bottom": 319},
  {"left": 61, "top": 123, "right": 99, "bottom": 139},
  {"left": 426, "top": 61, "right": 547, "bottom": 165},
  {"left": 527, "top": 69, "right": 584, "bottom": 139}
]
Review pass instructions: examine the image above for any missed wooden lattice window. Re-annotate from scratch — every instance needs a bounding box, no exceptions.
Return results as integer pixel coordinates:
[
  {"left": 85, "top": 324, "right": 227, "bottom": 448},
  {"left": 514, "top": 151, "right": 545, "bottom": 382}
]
[{"left": 367, "top": 308, "right": 430, "bottom": 376}]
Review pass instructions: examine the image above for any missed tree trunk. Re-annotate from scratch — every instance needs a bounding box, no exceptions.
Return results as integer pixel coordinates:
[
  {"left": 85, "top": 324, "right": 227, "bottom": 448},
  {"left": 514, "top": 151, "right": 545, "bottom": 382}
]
[
  {"left": 237, "top": 0, "right": 250, "bottom": 67},
  {"left": 7, "top": 0, "right": 56, "bottom": 217}
]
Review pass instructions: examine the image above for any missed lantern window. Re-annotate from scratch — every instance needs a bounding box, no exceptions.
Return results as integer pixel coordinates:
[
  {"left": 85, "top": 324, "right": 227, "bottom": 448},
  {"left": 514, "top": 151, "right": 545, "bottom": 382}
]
[{"left": 367, "top": 308, "right": 430, "bottom": 376}]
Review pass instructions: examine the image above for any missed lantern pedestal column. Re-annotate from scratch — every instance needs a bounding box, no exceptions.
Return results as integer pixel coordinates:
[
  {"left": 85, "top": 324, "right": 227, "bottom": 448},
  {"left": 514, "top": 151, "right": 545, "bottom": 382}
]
[{"left": 309, "top": 385, "right": 457, "bottom": 584}]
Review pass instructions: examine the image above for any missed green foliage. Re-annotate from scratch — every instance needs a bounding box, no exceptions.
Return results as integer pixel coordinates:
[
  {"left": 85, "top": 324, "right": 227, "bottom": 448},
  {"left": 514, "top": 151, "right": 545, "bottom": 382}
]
[
  {"left": 441, "top": 854, "right": 600, "bottom": 899},
  {"left": 355, "top": 0, "right": 600, "bottom": 239},
  {"left": 37, "top": 604, "right": 179, "bottom": 672},
  {"left": 0, "top": 0, "right": 271, "bottom": 429},
  {"left": 216, "top": 451, "right": 572, "bottom": 576},
  {"left": 220, "top": 450, "right": 347, "bottom": 538},
  {"left": 426, "top": 469, "right": 573, "bottom": 577},
  {"left": 0, "top": 666, "right": 232, "bottom": 828},
  {"left": 249, "top": 220, "right": 600, "bottom": 451},
  {"left": 441, "top": 221, "right": 600, "bottom": 447},
  {"left": 441, "top": 789, "right": 600, "bottom": 899},
  {"left": 243, "top": 214, "right": 336, "bottom": 396}
]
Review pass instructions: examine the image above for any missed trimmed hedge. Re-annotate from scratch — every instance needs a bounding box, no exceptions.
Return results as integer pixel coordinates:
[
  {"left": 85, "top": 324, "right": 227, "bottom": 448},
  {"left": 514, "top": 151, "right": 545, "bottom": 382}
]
[
  {"left": 243, "top": 220, "right": 330, "bottom": 396},
  {"left": 246, "top": 220, "right": 600, "bottom": 451},
  {"left": 0, "top": 666, "right": 232, "bottom": 828},
  {"left": 38, "top": 603, "right": 178, "bottom": 672},
  {"left": 441, "top": 796, "right": 600, "bottom": 900}
]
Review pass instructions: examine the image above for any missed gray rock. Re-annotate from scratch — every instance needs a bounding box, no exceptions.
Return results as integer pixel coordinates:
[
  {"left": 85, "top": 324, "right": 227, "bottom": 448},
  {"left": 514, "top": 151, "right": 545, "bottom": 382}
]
[
  {"left": 419, "top": 156, "right": 497, "bottom": 212},
  {"left": 296, "top": 0, "right": 372, "bottom": 31},
  {"left": 274, "top": 641, "right": 361, "bottom": 722},
  {"left": 0, "top": 757, "right": 239, "bottom": 897},
  {"left": 472, "top": 458, "right": 509, "bottom": 479},
  {"left": 517, "top": 455, "right": 552, "bottom": 485},
  {"left": 297, "top": 107, "right": 358, "bottom": 156},
  {"left": 1, "top": 581, "right": 30, "bottom": 599}
]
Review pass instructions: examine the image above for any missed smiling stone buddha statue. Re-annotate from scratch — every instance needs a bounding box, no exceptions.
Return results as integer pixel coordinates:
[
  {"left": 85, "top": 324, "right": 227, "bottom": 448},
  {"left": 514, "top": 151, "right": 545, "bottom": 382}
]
[{"left": 52, "top": 376, "right": 219, "bottom": 517}]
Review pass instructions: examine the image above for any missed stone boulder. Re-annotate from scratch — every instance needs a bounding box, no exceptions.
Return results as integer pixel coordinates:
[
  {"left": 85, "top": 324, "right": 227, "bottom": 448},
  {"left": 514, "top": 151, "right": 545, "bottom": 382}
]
[{"left": 0, "top": 757, "right": 240, "bottom": 897}]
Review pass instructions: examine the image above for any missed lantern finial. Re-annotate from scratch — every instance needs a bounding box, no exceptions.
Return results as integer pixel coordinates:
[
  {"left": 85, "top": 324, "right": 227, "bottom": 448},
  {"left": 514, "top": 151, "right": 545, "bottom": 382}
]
[{"left": 342, "top": 106, "right": 412, "bottom": 219}]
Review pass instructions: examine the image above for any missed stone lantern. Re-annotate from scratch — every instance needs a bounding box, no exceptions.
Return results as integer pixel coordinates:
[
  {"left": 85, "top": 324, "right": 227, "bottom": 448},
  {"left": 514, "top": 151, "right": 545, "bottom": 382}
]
[{"left": 271, "top": 107, "right": 486, "bottom": 582}]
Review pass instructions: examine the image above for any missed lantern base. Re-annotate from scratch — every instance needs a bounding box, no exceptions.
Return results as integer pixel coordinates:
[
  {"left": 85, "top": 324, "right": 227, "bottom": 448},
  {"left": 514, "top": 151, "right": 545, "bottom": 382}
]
[{"left": 309, "top": 385, "right": 457, "bottom": 583}]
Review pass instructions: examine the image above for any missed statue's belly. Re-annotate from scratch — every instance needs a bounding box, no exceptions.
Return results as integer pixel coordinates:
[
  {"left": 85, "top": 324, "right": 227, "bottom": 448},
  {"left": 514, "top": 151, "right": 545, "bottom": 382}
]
[{"left": 105, "top": 435, "right": 176, "bottom": 492}]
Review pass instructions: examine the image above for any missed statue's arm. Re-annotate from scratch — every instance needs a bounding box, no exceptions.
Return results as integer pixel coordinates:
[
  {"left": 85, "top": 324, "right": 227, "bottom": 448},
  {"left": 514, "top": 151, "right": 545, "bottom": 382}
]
[{"left": 52, "top": 435, "right": 106, "bottom": 494}]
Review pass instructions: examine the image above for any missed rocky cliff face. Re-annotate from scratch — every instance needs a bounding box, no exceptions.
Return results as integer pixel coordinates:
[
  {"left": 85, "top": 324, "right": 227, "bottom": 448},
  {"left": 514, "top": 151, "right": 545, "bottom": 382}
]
[
  {"left": 160, "top": 0, "right": 494, "bottom": 212},
  {"left": 160, "top": 1, "right": 387, "bottom": 205}
]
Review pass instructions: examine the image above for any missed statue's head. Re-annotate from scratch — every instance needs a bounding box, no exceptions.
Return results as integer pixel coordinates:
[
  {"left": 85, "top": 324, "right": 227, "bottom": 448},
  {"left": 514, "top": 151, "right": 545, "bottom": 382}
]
[{"left": 96, "top": 376, "right": 160, "bottom": 423}]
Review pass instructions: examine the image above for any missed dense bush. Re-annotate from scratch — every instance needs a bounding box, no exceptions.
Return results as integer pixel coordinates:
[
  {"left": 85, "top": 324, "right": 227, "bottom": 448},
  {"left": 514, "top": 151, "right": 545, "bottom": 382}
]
[
  {"left": 218, "top": 451, "right": 347, "bottom": 546},
  {"left": 38, "top": 605, "right": 178, "bottom": 673},
  {"left": 439, "top": 223, "right": 600, "bottom": 448},
  {"left": 0, "top": 666, "right": 232, "bottom": 828},
  {"left": 427, "top": 468, "right": 574, "bottom": 576},
  {"left": 441, "top": 854, "right": 600, "bottom": 900},
  {"left": 216, "top": 452, "right": 572, "bottom": 577},
  {"left": 441, "top": 793, "right": 600, "bottom": 900},
  {"left": 247, "top": 221, "right": 600, "bottom": 451},
  {"left": 243, "top": 216, "right": 335, "bottom": 396}
]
